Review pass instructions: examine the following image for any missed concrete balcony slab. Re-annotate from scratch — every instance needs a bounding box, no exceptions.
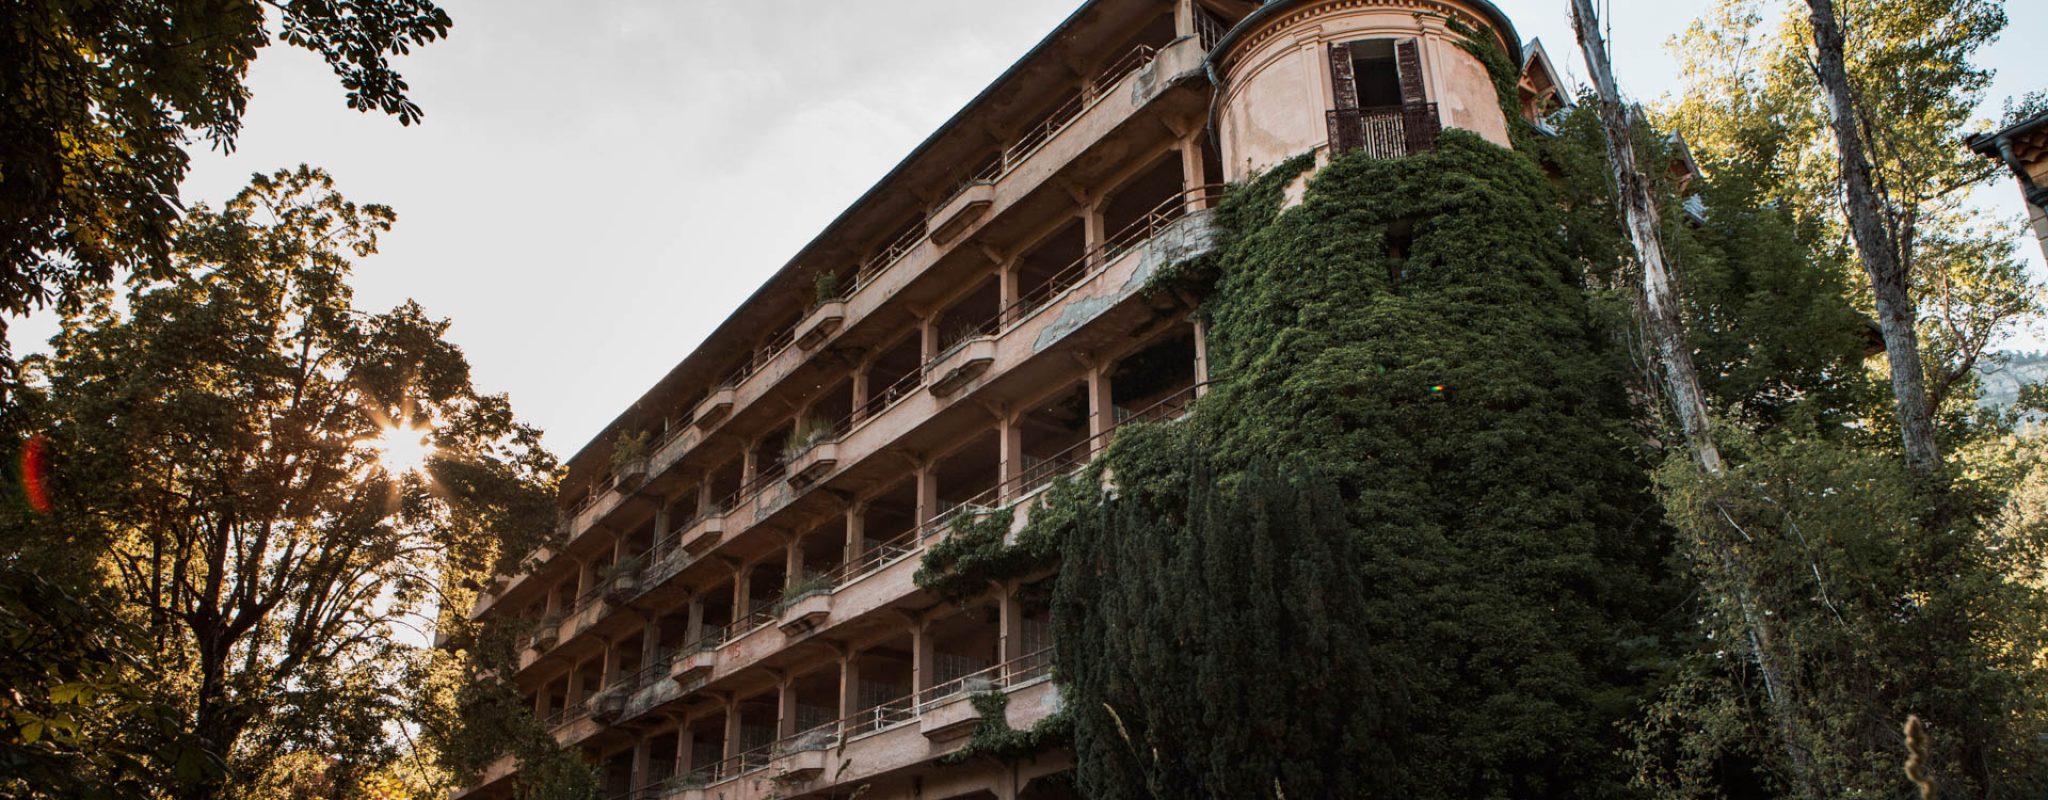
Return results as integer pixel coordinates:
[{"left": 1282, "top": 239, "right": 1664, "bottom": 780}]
[
  {"left": 929, "top": 182, "right": 995, "bottom": 244},
  {"left": 795, "top": 301, "right": 847, "bottom": 350},
  {"left": 776, "top": 592, "right": 832, "bottom": 636},
  {"left": 691, "top": 388, "right": 735, "bottom": 429},
  {"left": 678, "top": 513, "right": 726, "bottom": 557},
  {"left": 928, "top": 337, "right": 996, "bottom": 397},
  {"left": 784, "top": 441, "right": 839, "bottom": 489}
]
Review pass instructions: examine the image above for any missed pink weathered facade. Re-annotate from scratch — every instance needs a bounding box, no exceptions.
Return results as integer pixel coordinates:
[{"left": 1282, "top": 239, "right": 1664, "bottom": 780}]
[{"left": 453, "top": 2, "right": 1560, "bottom": 799}]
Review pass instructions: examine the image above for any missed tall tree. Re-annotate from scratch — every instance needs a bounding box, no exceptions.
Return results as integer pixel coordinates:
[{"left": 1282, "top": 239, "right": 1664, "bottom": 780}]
[
  {"left": 23, "top": 166, "right": 557, "bottom": 800},
  {"left": 1664, "top": 0, "right": 2030, "bottom": 477},
  {"left": 1569, "top": 0, "right": 1723, "bottom": 474},
  {"left": 1802, "top": 0, "right": 1943, "bottom": 474},
  {"left": 0, "top": 0, "right": 453, "bottom": 353}
]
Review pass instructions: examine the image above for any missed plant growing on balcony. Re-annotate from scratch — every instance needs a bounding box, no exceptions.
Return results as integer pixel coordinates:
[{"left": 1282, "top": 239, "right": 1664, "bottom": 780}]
[
  {"left": 610, "top": 429, "right": 652, "bottom": 473},
  {"left": 781, "top": 417, "right": 838, "bottom": 461},
  {"left": 811, "top": 270, "right": 842, "bottom": 309},
  {"left": 777, "top": 573, "right": 836, "bottom": 605}
]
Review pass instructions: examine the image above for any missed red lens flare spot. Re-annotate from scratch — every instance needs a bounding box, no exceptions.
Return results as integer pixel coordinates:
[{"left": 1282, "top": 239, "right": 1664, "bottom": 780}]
[{"left": 22, "top": 434, "right": 52, "bottom": 514}]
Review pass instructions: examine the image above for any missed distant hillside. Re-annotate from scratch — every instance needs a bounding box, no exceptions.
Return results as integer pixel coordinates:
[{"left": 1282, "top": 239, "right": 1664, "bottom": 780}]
[{"left": 1978, "top": 351, "right": 2048, "bottom": 413}]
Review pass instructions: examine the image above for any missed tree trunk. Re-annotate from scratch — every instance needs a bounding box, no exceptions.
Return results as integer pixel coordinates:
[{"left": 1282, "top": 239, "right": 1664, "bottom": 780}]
[
  {"left": 1803, "top": 0, "right": 1943, "bottom": 477},
  {"left": 1567, "top": 0, "right": 1722, "bottom": 475},
  {"left": 1571, "top": 0, "right": 1817, "bottom": 790}
]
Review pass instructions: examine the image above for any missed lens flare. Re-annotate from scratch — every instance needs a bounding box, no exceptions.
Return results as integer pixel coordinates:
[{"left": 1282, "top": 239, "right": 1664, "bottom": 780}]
[
  {"left": 368, "top": 423, "right": 433, "bottom": 475},
  {"left": 22, "top": 434, "right": 51, "bottom": 513}
]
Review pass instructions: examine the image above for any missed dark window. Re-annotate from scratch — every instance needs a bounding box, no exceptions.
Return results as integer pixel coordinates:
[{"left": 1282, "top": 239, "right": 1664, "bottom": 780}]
[{"left": 1352, "top": 40, "right": 1402, "bottom": 108}]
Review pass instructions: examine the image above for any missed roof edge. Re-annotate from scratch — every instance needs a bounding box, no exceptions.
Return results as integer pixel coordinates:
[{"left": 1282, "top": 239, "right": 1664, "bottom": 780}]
[{"left": 1208, "top": 0, "right": 1524, "bottom": 73}]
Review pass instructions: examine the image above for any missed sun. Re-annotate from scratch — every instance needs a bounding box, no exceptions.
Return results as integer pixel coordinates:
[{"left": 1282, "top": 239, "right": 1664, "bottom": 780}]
[{"left": 368, "top": 421, "right": 434, "bottom": 475}]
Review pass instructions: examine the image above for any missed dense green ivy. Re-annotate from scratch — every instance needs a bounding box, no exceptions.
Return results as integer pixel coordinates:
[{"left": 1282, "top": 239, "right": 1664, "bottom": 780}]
[{"left": 1041, "top": 131, "right": 1684, "bottom": 799}]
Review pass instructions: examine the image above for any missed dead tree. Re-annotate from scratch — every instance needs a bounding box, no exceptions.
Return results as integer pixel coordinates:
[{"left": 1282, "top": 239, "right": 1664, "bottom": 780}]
[{"left": 1570, "top": 0, "right": 1817, "bottom": 789}]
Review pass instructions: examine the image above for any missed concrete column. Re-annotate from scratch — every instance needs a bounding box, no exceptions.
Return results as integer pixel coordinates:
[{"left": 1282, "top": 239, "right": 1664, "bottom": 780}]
[
  {"left": 698, "top": 479, "right": 715, "bottom": 514},
  {"left": 998, "top": 416, "right": 1023, "bottom": 502},
  {"left": 534, "top": 690, "right": 548, "bottom": 718},
  {"left": 1181, "top": 136, "right": 1209, "bottom": 208},
  {"left": 677, "top": 725, "right": 696, "bottom": 773},
  {"left": 643, "top": 620, "right": 663, "bottom": 663},
  {"left": 844, "top": 504, "right": 867, "bottom": 565},
  {"left": 1174, "top": 0, "right": 1196, "bottom": 36},
  {"left": 920, "top": 315, "right": 940, "bottom": 362},
  {"left": 723, "top": 701, "right": 743, "bottom": 759},
  {"left": 1193, "top": 319, "right": 1211, "bottom": 396},
  {"left": 999, "top": 585, "right": 1026, "bottom": 663},
  {"left": 915, "top": 462, "right": 940, "bottom": 530},
  {"left": 851, "top": 364, "right": 872, "bottom": 413},
  {"left": 652, "top": 502, "right": 671, "bottom": 546},
  {"left": 601, "top": 640, "right": 621, "bottom": 687},
  {"left": 733, "top": 562, "right": 753, "bottom": 617},
  {"left": 631, "top": 738, "right": 653, "bottom": 790},
  {"left": 567, "top": 659, "right": 590, "bottom": 706},
  {"left": 911, "top": 621, "right": 936, "bottom": 693},
  {"left": 741, "top": 442, "right": 758, "bottom": 486},
  {"left": 686, "top": 597, "right": 705, "bottom": 644},
  {"left": 777, "top": 679, "right": 799, "bottom": 738},
  {"left": 1087, "top": 360, "right": 1115, "bottom": 448},
  {"left": 785, "top": 536, "right": 804, "bottom": 585},
  {"left": 1083, "top": 204, "right": 1106, "bottom": 268},
  {"left": 839, "top": 652, "right": 863, "bottom": 719},
  {"left": 998, "top": 261, "right": 1021, "bottom": 325},
  {"left": 576, "top": 557, "right": 598, "bottom": 599}
]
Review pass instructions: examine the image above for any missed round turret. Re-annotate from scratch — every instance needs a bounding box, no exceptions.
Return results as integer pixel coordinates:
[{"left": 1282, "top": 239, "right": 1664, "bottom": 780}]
[{"left": 1209, "top": 0, "right": 1523, "bottom": 181}]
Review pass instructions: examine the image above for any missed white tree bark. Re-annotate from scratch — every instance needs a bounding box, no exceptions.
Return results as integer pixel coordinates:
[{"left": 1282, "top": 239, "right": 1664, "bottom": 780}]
[{"left": 1568, "top": 0, "right": 1723, "bottom": 475}]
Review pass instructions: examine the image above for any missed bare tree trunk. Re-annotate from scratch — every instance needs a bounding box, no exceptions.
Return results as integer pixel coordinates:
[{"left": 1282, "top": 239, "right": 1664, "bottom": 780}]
[
  {"left": 1571, "top": 0, "right": 1818, "bottom": 790},
  {"left": 1567, "top": 0, "right": 1723, "bottom": 476},
  {"left": 1803, "top": 0, "right": 1943, "bottom": 477}
]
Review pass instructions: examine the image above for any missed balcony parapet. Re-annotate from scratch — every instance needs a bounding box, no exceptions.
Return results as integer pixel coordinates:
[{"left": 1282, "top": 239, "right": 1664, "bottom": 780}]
[{"left": 794, "top": 301, "right": 846, "bottom": 351}]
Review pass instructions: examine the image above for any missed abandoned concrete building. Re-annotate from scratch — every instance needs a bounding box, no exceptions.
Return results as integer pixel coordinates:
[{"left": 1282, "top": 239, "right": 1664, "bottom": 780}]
[{"left": 453, "top": 1, "right": 1567, "bottom": 798}]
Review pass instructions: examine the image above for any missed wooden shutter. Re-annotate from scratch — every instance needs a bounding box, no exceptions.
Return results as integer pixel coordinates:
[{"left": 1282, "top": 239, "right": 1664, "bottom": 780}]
[
  {"left": 1395, "top": 39, "right": 1438, "bottom": 153},
  {"left": 1328, "top": 42, "right": 1362, "bottom": 154}
]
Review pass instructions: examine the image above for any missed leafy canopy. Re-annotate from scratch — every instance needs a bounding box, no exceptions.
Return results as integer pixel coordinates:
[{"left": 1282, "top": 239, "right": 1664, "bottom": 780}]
[
  {"left": 0, "top": 0, "right": 452, "bottom": 347},
  {"left": 17, "top": 166, "right": 558, "bottom": 799}
]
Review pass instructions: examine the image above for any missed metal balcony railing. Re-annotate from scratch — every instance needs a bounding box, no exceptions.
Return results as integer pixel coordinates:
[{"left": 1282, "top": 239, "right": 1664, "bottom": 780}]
[
  {"left": 914, "top": 648, "right": 1055, "bottom": 713},
  {"left": 1326, "top": 104, "right": 1441, "bottom": 159}
]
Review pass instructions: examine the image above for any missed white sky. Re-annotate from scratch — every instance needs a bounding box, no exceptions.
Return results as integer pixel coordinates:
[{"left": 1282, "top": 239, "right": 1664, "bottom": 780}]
[{"left": 9, "top": 0, "right": 2045, "bottom": 458}]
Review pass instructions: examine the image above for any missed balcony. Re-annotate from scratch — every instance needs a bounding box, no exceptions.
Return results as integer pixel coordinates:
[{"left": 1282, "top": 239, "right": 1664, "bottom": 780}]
[
  {"left": 917, "top": 648, "right": 1055, "bottom": 740},
  {"left": 794, "top": 301, "right": 846, "bottom": 350},
  {"left": 926, "top": 336, "right": 996, "bottom": 397},
  {"left": 1326, "top": 104, "right": 1442, "bottom": 159},
  {"left": 691, "top": 388, "right": 736, "bottom": 429},
  {"left": 784, "top": 440, "right": 840, "bottom": 489}
]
